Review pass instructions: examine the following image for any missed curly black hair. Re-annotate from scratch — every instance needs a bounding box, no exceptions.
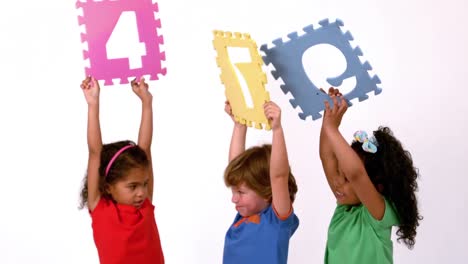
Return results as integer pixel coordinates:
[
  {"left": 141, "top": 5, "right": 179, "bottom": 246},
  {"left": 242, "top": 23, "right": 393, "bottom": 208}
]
[
  {"left": 79, "top": 140, "right": 149, "bottom": 209},
  {"left": 351, "top": 126, "right": 422, "bottom": 249}
]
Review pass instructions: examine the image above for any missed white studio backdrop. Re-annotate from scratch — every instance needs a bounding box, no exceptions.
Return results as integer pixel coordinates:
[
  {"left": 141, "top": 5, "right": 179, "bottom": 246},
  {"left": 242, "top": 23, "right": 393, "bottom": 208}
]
[{"left": 0, "top": 0, "right": 467, "bottom": 263}]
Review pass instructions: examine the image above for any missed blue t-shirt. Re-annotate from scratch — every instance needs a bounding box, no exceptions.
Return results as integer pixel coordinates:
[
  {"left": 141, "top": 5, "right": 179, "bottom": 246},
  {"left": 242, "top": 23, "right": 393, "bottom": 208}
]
[{"left": 223, "top": 205, "right": 299, "bottom": 264}]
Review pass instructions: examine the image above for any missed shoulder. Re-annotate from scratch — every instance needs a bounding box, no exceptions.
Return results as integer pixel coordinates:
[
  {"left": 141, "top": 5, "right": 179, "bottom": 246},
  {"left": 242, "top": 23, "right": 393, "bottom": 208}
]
[
  {"left": 329, "top": 204, "right": 363, "bottom": 223},
  {"left": 89, "top": 197, "right": 113, "bottom": 217},
  {"left": 264, "top": 205, "right": 299, "bottom": 228},
  {"left": 364, "top": 198, "right": 400, "bottom": 229}
]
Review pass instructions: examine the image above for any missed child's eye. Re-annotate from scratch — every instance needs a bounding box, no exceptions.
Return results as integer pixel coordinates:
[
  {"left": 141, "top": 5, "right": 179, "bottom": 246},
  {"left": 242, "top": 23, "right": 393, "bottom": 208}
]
[
  {"left": 144, "top": 182, "right": 148, "bottom": 187},
  {"left": 129, "top": 185, "right": 137, "bottom": 190}
]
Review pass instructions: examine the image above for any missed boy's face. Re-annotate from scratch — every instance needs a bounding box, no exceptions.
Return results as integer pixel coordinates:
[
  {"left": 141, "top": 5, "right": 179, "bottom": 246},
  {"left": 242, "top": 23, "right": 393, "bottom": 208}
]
[
  {"left": 108, "top": 167, "right": 149, "bottom": 208},
  {"left": 231, "top": 183, "right": 269, "bottom": 217}
]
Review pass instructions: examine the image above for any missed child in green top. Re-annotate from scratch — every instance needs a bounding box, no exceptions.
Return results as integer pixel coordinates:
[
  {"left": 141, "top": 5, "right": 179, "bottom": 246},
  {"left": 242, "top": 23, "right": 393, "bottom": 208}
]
[{"left": 319, "top": 88, "right": 422, "bottom": 264}]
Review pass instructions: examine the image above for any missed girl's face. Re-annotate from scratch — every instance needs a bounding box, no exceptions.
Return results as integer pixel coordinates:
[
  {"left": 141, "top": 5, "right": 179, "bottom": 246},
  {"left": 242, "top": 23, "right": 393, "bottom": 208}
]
[
  {"left": 231, "top": 183, "right": 269, "bottom": 217},
  {"left": 334, "top": 171, "right": 361, "bottom": 205},
  {"left": 108, "top": 167, "right": 149, "bottom": 208}
]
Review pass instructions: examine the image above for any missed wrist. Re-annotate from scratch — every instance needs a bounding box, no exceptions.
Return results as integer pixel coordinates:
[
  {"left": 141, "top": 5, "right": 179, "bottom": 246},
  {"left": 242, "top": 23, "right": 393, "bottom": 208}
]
[
  {"left": 141, "top": 98, "right": 153, "bottom": 106},
  {"left": 323, "top": 125, "right": 340, "bottom": 137},
  {"left": 234, "top": 123, "right": 247, "bottom": 134},
  {"left": 87, "top": 102, "right": 99, "bottom": 108},
  {"left": 271, "top": 123, "right": 283, "bottom": 133},
  {"left": 234, "top": 122, "right": 246, "bottom": 129}
]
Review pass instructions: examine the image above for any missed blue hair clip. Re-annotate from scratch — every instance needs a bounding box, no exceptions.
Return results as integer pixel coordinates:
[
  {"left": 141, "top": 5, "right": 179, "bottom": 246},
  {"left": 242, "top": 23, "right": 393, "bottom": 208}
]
[{"left": 353, "top": 130, "right": 378, "bottom": 153}]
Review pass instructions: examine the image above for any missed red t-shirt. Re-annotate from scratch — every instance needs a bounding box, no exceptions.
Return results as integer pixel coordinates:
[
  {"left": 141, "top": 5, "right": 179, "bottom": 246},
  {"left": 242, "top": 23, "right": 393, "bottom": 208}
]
[{"left": 90, "top": 198, "right": 164, "bottom": 264}]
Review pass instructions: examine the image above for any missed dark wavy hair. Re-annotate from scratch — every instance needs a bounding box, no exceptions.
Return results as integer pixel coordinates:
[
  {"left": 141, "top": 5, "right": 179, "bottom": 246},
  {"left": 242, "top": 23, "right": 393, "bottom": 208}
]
[
  {"left": 79, "top": 140, "right": 149, "bottom": 209},
  {"left": 351, "top": 126, "right": 422, "bottom": 249},
  {"left": 224, "top": 144, "right": 298, "bottom": 203}
]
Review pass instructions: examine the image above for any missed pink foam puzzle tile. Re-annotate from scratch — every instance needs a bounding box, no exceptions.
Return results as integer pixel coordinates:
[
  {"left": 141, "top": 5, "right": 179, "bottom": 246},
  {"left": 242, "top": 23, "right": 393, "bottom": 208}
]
[{"left": 76, "top": 0, "right": 166, "bottom": 85}]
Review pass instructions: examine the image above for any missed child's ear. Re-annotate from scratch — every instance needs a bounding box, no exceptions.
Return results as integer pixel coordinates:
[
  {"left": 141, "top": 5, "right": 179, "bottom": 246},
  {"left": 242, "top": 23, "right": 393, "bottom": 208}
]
[{"left": 104, "top": 183, "right": 112, "bottom": 195}]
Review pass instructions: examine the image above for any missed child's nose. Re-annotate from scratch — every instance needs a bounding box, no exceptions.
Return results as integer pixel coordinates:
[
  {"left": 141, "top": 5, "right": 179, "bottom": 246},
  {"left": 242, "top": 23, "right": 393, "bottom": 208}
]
[
  {"left": 136, "top": 186, "right": 145, "bottom": 197},
  {"left": 231, "top": 194, "right": 239, "bottom": 204}
]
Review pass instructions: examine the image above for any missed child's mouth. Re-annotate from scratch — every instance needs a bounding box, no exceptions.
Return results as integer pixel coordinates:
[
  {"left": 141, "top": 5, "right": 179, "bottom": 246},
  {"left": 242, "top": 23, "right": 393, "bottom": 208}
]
[{"left": 335, "top": 191, "right": 345, "bottom": 199}]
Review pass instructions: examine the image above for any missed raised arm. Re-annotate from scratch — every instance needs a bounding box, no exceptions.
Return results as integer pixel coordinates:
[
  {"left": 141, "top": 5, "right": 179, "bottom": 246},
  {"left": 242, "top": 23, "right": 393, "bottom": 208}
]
[
  {"left": 225, "top": 101, "right": 247, "bottom": 162},
  {"left": 320, "top": 126, "right": 340, "bottom": 194},
  {"left": 264, "top": 101, "right": 291, "bottom": 217},
  {"left": 81, "top": 76, "right": 102, "bottom": 212},
  {"left": 319, "top": 88, "right": 342, "bottom": 194},
  {"left": 131, "top": 77, "right": 154, "bottom": 201},
  {"left": 322, "top": 95, "right": 385, "bottom": 220}
]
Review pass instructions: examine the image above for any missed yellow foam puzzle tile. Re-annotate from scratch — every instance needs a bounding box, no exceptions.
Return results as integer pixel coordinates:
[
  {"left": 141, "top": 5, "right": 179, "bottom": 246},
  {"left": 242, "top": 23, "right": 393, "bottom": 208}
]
[{"left": 213, "top": 30, "right": 271, "bottom": 130}]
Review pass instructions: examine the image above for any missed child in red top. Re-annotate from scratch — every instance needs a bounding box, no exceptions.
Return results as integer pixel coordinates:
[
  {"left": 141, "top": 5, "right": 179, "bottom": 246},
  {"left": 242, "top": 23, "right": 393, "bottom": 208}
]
[{"left": 79, "top": 76, "right": 164, "bottom": 264}]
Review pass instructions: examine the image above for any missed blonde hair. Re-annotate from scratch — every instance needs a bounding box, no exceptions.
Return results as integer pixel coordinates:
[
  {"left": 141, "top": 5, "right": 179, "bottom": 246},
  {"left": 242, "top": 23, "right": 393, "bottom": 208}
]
[{"left": 224, "top": 144, "right": 297, "bottom": 203}]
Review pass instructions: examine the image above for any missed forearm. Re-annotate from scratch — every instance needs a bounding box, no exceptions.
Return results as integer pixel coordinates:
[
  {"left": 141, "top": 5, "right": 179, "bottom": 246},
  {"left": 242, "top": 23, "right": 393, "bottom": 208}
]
[
  {"left": 138, "top": 99, "right": 154, "bottom": 200},
  {"left": 138, "top": 100, "right": 153, "bottom": 152},
  {"left": 228, "top": 123, "right": 247, "bottom": 162},
  {"left": 86, "top": 103, "right": 102, "bottom": 209},
  {"left": 319, "top": 127, "right": 335, "bottom": 159},
  {"left": 270, "top": 126, "right": 289, "bottom": 179},
  {"left": 319, "top": 125, "right": 339, "bottom": 191},
  {"left": 324, "top": 126, "right": 365, "bottom": 179},
  {"left": 270, "top": 126, "right": 292, "bottom": 216},
  {"left": 87, "top": 104, "right": 102, "bottom": 155}
]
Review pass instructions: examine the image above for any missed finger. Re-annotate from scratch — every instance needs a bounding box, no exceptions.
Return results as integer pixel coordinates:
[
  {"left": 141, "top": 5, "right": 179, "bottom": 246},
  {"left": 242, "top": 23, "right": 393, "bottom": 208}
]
[
  {"left": 324, "top": 100, "right": 330, "bottom": 113},
  {"left": 225, "top": 104, "right": 233, "bottom": 115},
  {"left": 265, "top": 102, "right": 279, "bottom": 113},
  {"left": 264, "top": 100, "right": 276, "bottom": 107},
  {"left": 339, "top": 96, "right": 348, "bottom": 112},
  {"left": 140, "top": 77, "right": 147, "bottom": 87},
  {"left": 268, "top": 108, "right": 280, "bottom": 118},
  {"left": 265, "top": 111, "right": 275, "bottom": 120},
  {"left": 131, "top": 78, "right": 138, "bottom": 88},
  {"left": 264, "top": 105, "right": 276, "bottom": 116},
  {"left": 335, "top": 89, "right": 340, "bottom": 96},
  {"left": 82, "top": 82, "right": 89, "bottom": 90},
  {"left": 91, "top": 77, "right": 98, "bottom": 88},
  {"left": 264, "top": 107, "right": 273, "bottom": 117},
  {"left": 331, "top": 95, "right": 339, "bottom": 111}
]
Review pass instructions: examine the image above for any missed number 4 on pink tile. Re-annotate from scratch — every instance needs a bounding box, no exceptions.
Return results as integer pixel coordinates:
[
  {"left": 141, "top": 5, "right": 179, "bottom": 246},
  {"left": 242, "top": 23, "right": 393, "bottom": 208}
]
[{"left": 76, "top": 0, "right": 166, "bottom": 85}]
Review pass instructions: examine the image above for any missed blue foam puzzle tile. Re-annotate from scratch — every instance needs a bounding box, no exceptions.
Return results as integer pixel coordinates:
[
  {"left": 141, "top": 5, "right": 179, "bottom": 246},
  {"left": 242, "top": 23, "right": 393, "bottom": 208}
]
[{"left": 260, "top": 18, "right": 382, "bottom": 120}]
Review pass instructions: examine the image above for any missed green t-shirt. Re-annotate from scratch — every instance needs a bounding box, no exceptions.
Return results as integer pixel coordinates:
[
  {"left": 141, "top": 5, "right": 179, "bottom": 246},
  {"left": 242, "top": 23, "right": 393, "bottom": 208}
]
[{"left": 325, "top": 198, "right": 400, "bottom": 264}]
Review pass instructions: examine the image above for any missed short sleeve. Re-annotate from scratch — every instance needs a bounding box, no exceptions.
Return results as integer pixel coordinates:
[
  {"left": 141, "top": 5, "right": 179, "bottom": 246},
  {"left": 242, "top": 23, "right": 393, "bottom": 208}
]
[
  {"left": 89, "top": 197, "right": 107, "bottom": 217},
  {"left": 365, "top": 198, "right": 400, "bottom": 230}
]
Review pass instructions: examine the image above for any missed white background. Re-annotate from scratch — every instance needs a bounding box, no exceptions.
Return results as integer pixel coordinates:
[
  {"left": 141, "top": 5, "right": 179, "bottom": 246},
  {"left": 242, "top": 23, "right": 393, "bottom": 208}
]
[{"left": 0, "top": 0, "right": 467, "bottom": 263}]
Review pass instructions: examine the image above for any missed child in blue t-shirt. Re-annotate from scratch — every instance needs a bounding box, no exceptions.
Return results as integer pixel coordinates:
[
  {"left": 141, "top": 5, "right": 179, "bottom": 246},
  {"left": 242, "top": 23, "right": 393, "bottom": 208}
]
[
  {"left": 319, "top": 88, "right": 422, "bottom": 264},
  {"left": 222, "top": 101, "right": 299, "bottom": 264}
]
